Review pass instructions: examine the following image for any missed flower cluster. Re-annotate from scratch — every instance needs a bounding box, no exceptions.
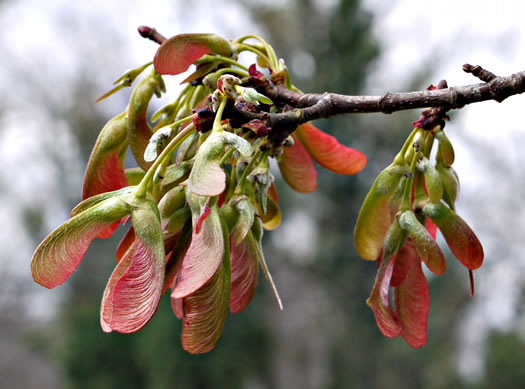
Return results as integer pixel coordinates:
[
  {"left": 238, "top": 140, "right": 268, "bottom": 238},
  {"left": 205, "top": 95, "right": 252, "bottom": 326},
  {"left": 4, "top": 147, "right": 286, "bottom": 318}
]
[
  {"left": 31, "top": 33, "right": 366, "bottom": 353},
  {"left": 353, "top": 100, "right": 484, "bottom": 347}
]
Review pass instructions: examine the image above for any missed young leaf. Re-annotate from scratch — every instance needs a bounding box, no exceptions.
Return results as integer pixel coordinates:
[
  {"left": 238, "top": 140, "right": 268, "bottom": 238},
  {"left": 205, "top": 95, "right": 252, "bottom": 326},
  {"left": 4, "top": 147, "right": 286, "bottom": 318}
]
[
  {"left": 257, "top": 196, "right": 281, "bottom": 231},
  {"left": 230, "top": 196, "right": 255, "bottom": 245}
]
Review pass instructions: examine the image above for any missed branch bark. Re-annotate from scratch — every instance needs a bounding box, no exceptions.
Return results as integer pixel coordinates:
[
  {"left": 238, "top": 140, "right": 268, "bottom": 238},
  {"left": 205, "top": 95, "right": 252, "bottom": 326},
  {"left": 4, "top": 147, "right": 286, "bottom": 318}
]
[{"left": 267, "top": 69, "right": 525, "bottom": 118}]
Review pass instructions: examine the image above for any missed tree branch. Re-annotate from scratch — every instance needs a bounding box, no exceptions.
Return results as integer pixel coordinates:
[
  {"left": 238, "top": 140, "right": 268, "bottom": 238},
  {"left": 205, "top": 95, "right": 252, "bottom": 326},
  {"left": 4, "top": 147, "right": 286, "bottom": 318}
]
[
  {"left": 137, "top": 27, "right": 525, "bottom": 137},
  {"left": 267, "top": 68, "right": 525, "bottom": 118}
]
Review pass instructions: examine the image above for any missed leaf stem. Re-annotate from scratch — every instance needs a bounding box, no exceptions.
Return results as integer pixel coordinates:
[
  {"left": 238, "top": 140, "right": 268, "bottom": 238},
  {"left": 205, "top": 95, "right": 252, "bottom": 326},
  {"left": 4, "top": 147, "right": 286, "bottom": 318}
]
[{"left": 135, "top": 123, "right": 196, "bottom": 198}]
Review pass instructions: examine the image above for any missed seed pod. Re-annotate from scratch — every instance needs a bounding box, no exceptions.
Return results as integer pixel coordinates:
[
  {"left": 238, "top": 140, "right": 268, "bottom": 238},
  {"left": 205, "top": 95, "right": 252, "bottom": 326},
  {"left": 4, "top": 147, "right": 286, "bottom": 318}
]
[
  {"left": 417, "top": 157, "right": 443, "bottom": 204},
  {"left": 366, "top": 218, "right": 407, "bottom": 338},
  {"left": 398, "top": 210, "right": 445, "bottom": 275},
  {"left": 436, "top": 161, "right": 460, "bottom": 210},
  {"left": 354, "top": 164, "right": 409, "bottom": 261},
  {"left": 127, "top": 69, "right": 165, "bottom": 171},
  {"left": 230, "top": 195, "right": 256, "bottom": 245},
  {"left": 158, "top": 186, "right": 186, "bottom": 220},
  {"left": 422, "top": 202, "right": 483, "bottom": 270},
  {"left": 436, "top": 131, "right": 455, "bottom": 167},
  {"left": 125, "top": 168, "right": 145, "bottom": 186},
  {"left": 82, "top": 112, "right": 128, "bottom": 201}
]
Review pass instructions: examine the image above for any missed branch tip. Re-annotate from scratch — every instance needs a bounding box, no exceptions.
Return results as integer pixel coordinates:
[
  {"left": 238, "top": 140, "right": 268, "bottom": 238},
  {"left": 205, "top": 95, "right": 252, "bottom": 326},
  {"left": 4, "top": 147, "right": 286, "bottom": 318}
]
[
  {"left": 137, "top": 26, "right": 167, "bottom": 45},
  {"left": 463, "top": 64, "right": 497, "bottom": 82}
]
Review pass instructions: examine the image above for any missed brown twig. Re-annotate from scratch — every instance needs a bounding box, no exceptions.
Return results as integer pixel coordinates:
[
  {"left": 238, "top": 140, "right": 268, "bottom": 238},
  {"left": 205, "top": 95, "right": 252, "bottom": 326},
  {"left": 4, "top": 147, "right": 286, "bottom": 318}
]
[
  {"left": 137, "top": 26, "right": 167, "bottom": 45},
  {"left": 139, "top": 26, "right": 525, "bottom": 137},
  {"left": 463, "top": 63, "right": 497, "bottom": 82},
  {"left": 230, "top": 69, "right": 525, "bottom": 143}
]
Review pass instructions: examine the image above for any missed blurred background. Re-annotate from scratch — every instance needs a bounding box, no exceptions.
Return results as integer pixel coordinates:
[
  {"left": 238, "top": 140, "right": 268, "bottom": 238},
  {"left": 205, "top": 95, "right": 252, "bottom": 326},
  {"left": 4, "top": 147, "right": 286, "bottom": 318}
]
[{"left": 2, "top": 0, "right": 525, "bottom": 388}]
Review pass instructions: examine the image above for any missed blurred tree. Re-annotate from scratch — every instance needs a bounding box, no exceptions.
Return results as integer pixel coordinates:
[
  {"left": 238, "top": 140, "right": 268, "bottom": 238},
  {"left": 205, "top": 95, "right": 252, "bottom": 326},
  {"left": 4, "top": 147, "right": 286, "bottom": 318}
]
[{"left": 472, "top": 331, "right": 525, "bottom": 389}]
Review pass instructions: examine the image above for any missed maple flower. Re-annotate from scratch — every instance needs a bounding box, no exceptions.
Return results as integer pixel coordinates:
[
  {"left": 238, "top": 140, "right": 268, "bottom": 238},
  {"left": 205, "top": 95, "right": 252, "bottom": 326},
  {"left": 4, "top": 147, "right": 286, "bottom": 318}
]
[{"left": 278, "top": 122, "right": 367, "bottom": 193}]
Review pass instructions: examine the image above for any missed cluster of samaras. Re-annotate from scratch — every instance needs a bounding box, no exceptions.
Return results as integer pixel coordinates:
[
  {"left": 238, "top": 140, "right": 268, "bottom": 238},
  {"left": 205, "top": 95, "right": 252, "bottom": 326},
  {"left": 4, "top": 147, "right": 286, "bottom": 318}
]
[{"left": 31, "top": 33, "right": 482, "bottom": 353}]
